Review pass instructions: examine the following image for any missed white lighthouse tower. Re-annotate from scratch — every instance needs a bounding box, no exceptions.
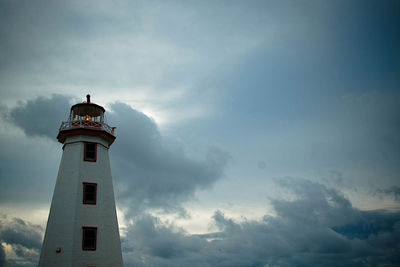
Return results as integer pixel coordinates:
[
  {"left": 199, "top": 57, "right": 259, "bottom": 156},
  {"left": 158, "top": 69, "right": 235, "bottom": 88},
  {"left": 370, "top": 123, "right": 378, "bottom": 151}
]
[{"left": 39, "top": 95, "right": 123, "bottom": 267}]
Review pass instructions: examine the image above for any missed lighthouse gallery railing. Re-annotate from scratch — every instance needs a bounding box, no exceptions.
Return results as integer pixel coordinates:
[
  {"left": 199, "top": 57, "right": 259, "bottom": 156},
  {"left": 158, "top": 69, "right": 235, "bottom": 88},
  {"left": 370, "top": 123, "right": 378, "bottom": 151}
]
[{"left": 59, "top": 120, "right": 115, "bottom": 135}]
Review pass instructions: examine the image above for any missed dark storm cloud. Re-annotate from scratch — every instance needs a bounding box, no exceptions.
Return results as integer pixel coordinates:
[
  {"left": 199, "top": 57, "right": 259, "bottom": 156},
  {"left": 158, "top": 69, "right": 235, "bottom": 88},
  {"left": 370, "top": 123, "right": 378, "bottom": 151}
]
[
  {"left": 0, "top": 244, "right": 5, "bottom": 267},
  {"left": 4, "top": 94, "right": 72, "bottom": 139},
  {"left": 0, "top": 216, "right": 42, "bottom": 250},
  {"left": 0, "top": 95, "right": 71, "bottom": 204},
  {"left": 375, "top": 186, "right": 400, "bottom": 202},
  {"left": 3, "top": 95, "right": 228, "bottom": 215},
  {"left": 0, "top": 135, "right": 60, "bottom": 204},
  {"left": 0, "top": 0, "right": 119, "bottom": 88},
  {"left": 122, "top": 178, "right": 400, "bottom": 267},
  {"left": 108, "top": 102, "right": 229, "bottom": 215},
  {"left": 0, "top": 215, "right": 42, "bottom": 266},
  {"left": 0, "top": 2, "right": 398, "bottom": 266}
]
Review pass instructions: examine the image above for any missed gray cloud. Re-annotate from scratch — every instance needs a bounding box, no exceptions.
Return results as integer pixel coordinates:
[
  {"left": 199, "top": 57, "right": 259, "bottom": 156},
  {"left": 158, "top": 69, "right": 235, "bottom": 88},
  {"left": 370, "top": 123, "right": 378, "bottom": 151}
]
[
  {"left": 3, "top": 95, "right": 229, "bottom": 215},
  {"left": 122, "top": 178, "right": 400, "bottom": 267},
  {"left": 0, "top": 134, "right": 59, "bottom": 204},
  {"left": 375, "top": 186, "right": 400, "bottom": 202},
  {"left": 5, "top": 94, "right": 72, "bottom": 139},
  {"left": 0, "top": 96, "right": 65, "bottom": 204},
  {"left": 0, "top": 1, "right": 399, "bottom": 266},
  {"left": 0, "top": 215, "right": 43, "bottom": 266},
  {"left": 0, "top": 216, "right": 43, "bottom": 250},
  {"left": 0, "top": 244, "right": 5, "bottom": 267},
  {"left": 108, "top": 102, "right": 229, "bottom": 215}
]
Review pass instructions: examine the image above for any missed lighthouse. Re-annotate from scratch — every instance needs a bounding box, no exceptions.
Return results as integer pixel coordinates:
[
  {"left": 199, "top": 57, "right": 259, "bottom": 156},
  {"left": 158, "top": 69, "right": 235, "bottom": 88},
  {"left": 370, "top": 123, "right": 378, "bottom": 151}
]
[{"left": 39, "top": 95, "right": 123, "bottom": 267}]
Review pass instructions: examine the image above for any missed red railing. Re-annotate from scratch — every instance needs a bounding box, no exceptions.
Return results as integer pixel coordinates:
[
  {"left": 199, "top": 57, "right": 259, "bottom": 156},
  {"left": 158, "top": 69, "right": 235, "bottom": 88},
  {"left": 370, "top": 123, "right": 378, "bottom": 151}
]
[{"left": 59, "top": 120, "right": 115, "bottom": 135}]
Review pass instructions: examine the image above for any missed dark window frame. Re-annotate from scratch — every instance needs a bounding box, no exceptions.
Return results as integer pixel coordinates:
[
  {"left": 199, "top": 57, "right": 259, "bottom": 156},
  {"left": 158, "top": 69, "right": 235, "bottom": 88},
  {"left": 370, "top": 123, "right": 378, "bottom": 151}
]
[
  {"left": 82, "top": 226, "right": 97, "bottom": 251},
  {"left": 82, "top": 182, "right": 97, "bottom": 205},
  {"left": 84, "top": 142, "right": 97, "bottom": 162}
]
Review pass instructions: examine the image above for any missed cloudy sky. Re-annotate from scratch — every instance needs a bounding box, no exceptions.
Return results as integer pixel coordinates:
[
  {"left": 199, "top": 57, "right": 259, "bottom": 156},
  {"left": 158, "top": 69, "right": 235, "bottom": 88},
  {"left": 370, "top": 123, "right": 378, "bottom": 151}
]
[{"left": 0, "top": 0, "right": 400, "bottom": 266}]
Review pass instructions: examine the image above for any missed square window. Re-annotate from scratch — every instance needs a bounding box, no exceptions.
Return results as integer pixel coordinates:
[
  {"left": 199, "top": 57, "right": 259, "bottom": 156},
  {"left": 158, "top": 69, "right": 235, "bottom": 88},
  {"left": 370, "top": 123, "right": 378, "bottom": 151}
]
[
  {"left": 83, "top": 183, "right": 97, "bottom": 205},
  {"left": 82, "top": 227, "right": 97, "bottom": 250},
  {"left": 84, "top": 143, "right": 97, "bottom": 162}
]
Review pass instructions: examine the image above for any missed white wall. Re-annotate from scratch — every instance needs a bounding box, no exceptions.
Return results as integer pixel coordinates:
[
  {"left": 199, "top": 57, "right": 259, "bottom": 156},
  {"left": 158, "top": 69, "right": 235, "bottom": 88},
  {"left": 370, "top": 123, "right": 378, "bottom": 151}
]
[{"left": 39, "top": 134, "right": 123, "bottom": 267}]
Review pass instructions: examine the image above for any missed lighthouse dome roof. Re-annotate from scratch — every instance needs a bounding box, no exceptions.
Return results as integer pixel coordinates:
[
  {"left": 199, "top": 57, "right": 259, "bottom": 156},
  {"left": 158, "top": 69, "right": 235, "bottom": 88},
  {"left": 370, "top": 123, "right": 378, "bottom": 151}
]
[
  {"left": 70, "top": 94, "right": 105, "bottom": 117},
  {"left": 71, "top": 102, "right": 105, "bottom": 117}
]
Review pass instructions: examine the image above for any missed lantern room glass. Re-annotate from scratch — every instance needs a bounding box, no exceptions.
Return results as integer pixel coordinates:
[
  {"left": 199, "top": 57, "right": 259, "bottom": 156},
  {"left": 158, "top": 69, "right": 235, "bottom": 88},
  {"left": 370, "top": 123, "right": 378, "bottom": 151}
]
[{"left": 70, "top": 105, "right": 104, "bottom": 123}]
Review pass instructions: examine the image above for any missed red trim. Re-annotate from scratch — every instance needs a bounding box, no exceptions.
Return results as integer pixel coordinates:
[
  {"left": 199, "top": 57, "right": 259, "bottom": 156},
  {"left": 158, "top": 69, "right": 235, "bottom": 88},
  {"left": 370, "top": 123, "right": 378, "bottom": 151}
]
[
  {"left": 83, "top": 142, "right": 97, "bottom": 162},
  {"left": 57, "top": 128, "right": 115, "bottom": 145},
  {"left": 82, "top": 182, "right": 97, "bottom": 205},
  {"left": 82, "top": 226, "right": 97, "bottom": 251}
]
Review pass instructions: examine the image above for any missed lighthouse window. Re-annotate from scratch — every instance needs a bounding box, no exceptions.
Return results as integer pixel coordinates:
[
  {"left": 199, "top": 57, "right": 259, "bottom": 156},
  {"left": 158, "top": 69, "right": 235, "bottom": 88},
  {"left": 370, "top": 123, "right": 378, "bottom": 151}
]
[
  {"left": 84, "top": 143, "right": 97, "bottom": 162},
  {"left": 83, "top": 183, "right": 97, "bottom": 205},
  {"left": 82, "top": 227, "right": 97, "bottom": 250}
]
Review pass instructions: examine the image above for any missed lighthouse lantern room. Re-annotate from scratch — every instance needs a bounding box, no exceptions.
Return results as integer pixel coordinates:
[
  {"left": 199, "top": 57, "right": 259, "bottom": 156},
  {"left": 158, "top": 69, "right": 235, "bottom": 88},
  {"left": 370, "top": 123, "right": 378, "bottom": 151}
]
[{"left": 39, "top": 95, "right": 123, "bottom": 267}]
